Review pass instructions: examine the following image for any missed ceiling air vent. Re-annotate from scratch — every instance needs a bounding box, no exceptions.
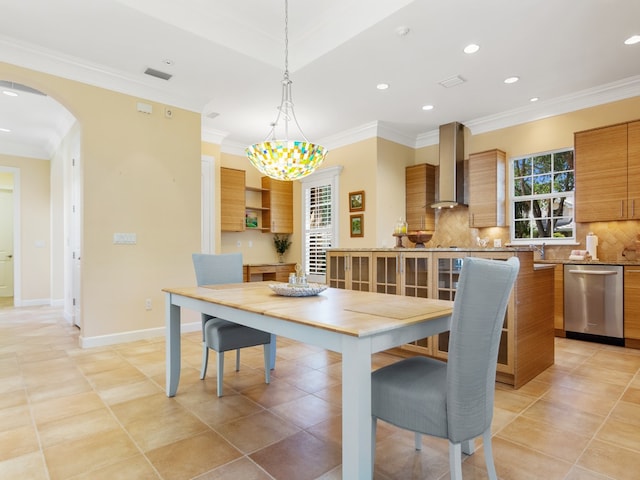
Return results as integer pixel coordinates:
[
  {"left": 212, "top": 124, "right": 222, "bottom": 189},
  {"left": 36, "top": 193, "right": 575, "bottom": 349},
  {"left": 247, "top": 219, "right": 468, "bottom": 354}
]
[
  {"left": 144, "top": 68, "right": 172, "bottom": 81},
  {"left": 438, "top": 75, "right": 466, "bottom": 88}
]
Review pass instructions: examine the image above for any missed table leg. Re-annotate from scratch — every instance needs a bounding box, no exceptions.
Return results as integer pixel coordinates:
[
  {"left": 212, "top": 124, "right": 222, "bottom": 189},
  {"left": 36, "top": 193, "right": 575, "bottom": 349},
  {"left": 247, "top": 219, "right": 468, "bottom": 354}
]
[
  {"left": 341, "top": 337, "right": 373, "bottom": 479},
  {"left": 165, "top": 294, "right": 181, "bottom": 397},
  {"left": 269, "top": 333, "right": 277, "bottom": 370}
]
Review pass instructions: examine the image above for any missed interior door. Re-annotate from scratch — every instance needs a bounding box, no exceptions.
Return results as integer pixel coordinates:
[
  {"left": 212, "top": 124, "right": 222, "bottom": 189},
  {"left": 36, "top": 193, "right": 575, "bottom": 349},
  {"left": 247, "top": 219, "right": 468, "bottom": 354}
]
[{"left": 0, "top": 187, "right": 14, "bottom": 298}]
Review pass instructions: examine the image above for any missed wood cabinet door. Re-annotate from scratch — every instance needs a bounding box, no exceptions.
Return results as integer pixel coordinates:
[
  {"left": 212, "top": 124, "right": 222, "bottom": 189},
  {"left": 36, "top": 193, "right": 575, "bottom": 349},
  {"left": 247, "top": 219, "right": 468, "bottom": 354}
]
[
  {"left": 262, "top": 177, "right": 293, "bottom": 233},
  {"left": 373, "top": 252, "right": 401, "bottom": 295},
  {"left": 220, "top": 167, "right": 246, "bottom": 232},
  {"left": 405, "top": 164, "right": 435, "bottom": 232},
  {"left": 575, "top": 124, "right": 628, "bottom": 222},
  {"left": 468, "top": 149, "right": 506, "bottom": 227},
  {"left": 628, "top": 121, "right": 640, "bottom": 219},
  {"left": 625, "top": 267, "right": 640, "bottom": 341}
]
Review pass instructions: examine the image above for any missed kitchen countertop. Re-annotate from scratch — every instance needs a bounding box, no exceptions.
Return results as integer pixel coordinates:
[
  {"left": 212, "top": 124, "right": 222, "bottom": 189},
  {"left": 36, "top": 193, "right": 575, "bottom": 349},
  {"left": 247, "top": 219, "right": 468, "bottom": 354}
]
[
  {"left": 536, "top": 259, "right": 640, "bottom": 266},
  {"left": 326, "top": 247, "right": 533, "bottom": 253}
]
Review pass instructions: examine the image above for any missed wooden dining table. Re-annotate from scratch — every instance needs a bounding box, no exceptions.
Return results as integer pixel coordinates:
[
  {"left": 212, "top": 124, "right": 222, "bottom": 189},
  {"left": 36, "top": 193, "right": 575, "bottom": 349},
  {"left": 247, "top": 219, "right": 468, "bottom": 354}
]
[{"left": 163, "top": 282, "right": 453, "bottom": 479}]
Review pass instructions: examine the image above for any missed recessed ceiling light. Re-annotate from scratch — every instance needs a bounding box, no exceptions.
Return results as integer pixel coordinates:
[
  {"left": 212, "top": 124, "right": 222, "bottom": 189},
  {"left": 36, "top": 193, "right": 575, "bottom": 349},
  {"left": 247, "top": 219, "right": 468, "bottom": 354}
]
[
  {"left": 2, "top": 90, "right": 18, "bottom": 97},
  {"left": 463, "top": 44, "right": 480, "bottom": 54},
  {"left": 0, "top": 128, "right": 11, "bottom": 133},
  {"left": 624, "top": 35, "right": 640, "bottom": 45},
  {"left": 504, "top": 76, "right": 520, "bottom": 84},
  {"left": 530, "top": 97, "right": 539, "bottom": 102},
  {"left": 422, "top": 104, "right": 434, "bottom": 111},
  {"left": 395, "top": 26, "right": 410, "bottom": 37},
  {"left": 376, "top": 83, "right": 390, "bottom": 90},
  {"left": 163, "top": 59, "right": 175, "bottom": 66}
]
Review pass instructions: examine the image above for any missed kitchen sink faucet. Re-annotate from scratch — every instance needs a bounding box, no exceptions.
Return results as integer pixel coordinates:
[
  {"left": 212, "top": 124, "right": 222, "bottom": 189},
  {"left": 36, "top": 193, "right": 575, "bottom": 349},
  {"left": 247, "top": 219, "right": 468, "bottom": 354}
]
[{"left": 530, "top": 243, "right": 546, "bottom": 260}]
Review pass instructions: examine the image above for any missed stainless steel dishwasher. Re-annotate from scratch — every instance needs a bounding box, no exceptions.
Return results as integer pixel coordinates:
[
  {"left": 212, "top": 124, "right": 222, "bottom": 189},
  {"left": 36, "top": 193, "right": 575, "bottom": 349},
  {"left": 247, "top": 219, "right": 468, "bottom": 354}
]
[{"left": 564, "top": 264, "right": 624, "bottom": 345}]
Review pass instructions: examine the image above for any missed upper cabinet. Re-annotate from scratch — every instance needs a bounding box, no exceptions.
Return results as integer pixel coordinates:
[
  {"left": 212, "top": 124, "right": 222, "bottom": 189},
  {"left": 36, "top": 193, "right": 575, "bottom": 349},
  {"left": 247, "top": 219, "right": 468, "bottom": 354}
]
[
  {"left": 220, "top": 167, "right": 246, "bottom": 232},
  {"left": 405, "top": 164, "right": 436, "bottom": 232},
  {"left": 575, "top": 121, "right": 640, "bottom": 222},
  {"left": 628, "top": 120, "right": 640, "bottom": 219},
  {"left": 261, "top": 177, "right": 293, "bottom": 234},
  {"left": 468, "top": 149, "right": 506, "bottom": 227},
  {"left": 220, "top": 169, "right": 294, "bottom": 233}
]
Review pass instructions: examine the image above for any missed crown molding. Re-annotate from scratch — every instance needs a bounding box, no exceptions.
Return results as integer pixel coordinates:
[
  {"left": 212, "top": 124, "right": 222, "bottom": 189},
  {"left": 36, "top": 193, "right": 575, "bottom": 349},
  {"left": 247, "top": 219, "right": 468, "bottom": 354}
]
[{"left": 0, "top": 35, "right": 205, "bottom": 113}]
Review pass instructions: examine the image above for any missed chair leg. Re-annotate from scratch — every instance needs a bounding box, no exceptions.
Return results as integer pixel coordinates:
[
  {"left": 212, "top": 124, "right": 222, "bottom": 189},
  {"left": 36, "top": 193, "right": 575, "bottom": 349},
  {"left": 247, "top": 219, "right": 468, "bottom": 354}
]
[
  {"left": 263, "top": 344, "right": 271, "bottom": 384},
  {"left": 235, "top": 349, "right": 241, "bottom": 371},
  {"left": 371, "top": 417, "right": 377, "bottom": 472},
  {"left": 200, "top": 343, "right": 209, "bottom": 380},
  {"left": 414, "top": 432, "right": 422, "bottom": 451},
  {"left": 216, "top": 351, "right": 225, "bottom": 397},
  {"left": 462, "top": 439, "right": 475, "bottom": 455},
  {"left": 449, "top": 441, "right": 463, "bottom": 480},
  {"left": 482, "top": 428, "right": 498, "bottom": 480}
]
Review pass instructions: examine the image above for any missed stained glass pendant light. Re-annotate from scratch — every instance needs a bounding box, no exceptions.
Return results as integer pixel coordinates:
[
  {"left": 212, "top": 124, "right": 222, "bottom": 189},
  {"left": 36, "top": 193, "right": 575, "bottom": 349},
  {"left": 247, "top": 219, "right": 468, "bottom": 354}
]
[{"left": 246, "top": 0, "right": 327, "bottom": 181}]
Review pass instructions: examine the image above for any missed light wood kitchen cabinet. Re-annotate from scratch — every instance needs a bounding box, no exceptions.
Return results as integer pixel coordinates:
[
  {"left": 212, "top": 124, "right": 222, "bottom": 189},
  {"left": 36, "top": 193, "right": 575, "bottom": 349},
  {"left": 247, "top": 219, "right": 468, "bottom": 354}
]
[
  {"left": 468, "top": 149, "right": 506, "bottom": 227},
  {"left": 220, "top": 169, "right": 294, "bottom": 233},
  {"left": 262, "top": 177, "right": 293, "bottom": 233},
  {"left": 574, "top": 121, "right": 640, "bottom": 222},
  {"left": 624, "top": 266, "right": 640, "bottom": 348},
  {"left": 405, "top": 164, "right": 436, "bottom": 232},
  {"left": 372, "top": 252, "right": 431, "bottom": 297},
  {"left": 243, "top": 263, "right": 296, "bottom": 282},
  {"left": 220, "top": 167, "right": 246, "bottom": 232},
  {"left": 326, "top": 248, "right": 555, "bottom": 388},
  {"left": 326, "top": 251, "right": 372, "bottom": 291},
  {"left": 554, "top": 264, "right": 565, "bottom": 336},
  {"left": 628, "top": 120, "right": 640, "bottom": 219}
]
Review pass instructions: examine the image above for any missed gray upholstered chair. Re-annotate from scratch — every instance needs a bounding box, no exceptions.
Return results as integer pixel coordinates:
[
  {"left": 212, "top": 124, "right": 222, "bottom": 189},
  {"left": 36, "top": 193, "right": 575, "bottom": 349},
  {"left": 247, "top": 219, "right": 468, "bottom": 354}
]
[
  {"left": 192, "top": 253, "right": 271, "bottom": 397},
  {"left": 371, "top": 256, "right": 519, "bottom": 480}
]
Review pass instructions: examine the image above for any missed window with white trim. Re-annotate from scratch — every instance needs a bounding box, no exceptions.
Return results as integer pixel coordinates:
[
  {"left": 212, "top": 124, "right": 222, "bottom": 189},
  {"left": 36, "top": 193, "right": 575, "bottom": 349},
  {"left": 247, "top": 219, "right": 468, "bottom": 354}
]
[
  {"left": 510, "top": 148, "right": 575, "bottom": 243},
  {"left": 301, "top": 166, "right": 342, "bottom": 283}
]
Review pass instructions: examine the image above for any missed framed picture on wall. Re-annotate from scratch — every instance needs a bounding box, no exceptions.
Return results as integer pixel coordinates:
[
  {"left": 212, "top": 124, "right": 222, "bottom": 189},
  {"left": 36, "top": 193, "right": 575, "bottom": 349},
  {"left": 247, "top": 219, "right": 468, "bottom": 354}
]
[
  {"left": 350, "top": 214, "right": 364, "bottom": 237},
  {"left": 349, "top": 191, "right": 365, "bottom": 212}
]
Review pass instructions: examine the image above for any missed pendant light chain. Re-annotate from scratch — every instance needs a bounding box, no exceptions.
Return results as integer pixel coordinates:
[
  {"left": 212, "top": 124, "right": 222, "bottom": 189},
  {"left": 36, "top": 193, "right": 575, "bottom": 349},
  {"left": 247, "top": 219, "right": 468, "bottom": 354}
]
[{"left": 245, "top": 0, "right": 328, "bottom": 181}]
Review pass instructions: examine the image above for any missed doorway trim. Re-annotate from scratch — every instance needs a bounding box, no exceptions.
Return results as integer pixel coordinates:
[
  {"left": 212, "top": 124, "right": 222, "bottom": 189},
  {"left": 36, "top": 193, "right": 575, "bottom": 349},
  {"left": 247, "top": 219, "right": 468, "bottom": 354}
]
[{"left": 0, "top": 166, "right": 21, "bottom": 306}]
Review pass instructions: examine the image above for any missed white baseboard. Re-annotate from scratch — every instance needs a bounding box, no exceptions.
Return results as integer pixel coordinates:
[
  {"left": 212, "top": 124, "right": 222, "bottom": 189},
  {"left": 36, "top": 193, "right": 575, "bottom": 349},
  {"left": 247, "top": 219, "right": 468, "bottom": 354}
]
[
  {"left": 17, "top": 298, "right": 50, "bottom": 307},
  {"left": 79, "top": 321, "right": 201, "bottom": 348}
]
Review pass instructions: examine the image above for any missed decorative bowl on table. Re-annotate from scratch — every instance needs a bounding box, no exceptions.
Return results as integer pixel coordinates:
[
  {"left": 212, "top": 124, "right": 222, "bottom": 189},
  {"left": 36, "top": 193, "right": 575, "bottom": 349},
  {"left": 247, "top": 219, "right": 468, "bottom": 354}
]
[
  {"left": 406, "top": 231, "right": 433, "bottom": 248},
  {"left": 269, "top": 283, "right": 328, "bottom": 297}
]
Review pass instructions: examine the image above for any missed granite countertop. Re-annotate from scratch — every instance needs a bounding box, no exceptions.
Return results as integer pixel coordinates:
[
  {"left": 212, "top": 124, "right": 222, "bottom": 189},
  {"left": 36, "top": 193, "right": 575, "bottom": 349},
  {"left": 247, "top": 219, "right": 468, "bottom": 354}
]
[
  {"left": 536, "top": 259, "right": 640, "bottom": 266},
  {"left": 326, "top": 247, "right": 533, "bottom": 253}
]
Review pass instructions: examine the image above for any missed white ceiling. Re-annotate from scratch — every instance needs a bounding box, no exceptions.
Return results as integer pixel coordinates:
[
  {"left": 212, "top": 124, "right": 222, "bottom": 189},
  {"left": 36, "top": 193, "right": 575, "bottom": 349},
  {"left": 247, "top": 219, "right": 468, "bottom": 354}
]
[{"left": 1, "top": 0, "right": 639, "bottom": 159}]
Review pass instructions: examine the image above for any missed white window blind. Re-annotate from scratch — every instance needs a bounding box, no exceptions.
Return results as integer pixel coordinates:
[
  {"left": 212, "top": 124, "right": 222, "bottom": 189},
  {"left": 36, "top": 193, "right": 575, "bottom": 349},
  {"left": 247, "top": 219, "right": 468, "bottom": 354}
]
[
  {"left": 300, "top": 166, "right": 342, "bottom": 283},
  {"left": 305, "top": 184, "right": 332, "bottom": 276}
]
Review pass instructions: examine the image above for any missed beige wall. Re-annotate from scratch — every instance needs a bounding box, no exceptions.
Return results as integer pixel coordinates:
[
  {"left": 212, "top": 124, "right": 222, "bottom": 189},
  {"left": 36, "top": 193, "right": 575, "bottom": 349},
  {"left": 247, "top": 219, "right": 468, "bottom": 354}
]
[
  {"left": 0, "top": 154, "right": 51, "bottom": 301},
  {"left": 0, "top": 61, "right": 202, "bottom": 342}
]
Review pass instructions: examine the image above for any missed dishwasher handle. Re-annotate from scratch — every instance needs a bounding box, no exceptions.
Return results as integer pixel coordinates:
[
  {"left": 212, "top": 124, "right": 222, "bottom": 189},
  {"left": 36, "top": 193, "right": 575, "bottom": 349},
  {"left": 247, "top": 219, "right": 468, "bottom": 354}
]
[{"left": 567, "top": 269, "right": 619, "bottom": 275}]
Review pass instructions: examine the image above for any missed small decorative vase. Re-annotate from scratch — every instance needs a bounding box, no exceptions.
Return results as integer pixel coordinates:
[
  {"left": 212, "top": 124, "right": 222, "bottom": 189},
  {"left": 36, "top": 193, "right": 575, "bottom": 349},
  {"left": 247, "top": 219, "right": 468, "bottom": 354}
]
[{"left": 278, "top": 253, "right": 285, "bottom": 263}]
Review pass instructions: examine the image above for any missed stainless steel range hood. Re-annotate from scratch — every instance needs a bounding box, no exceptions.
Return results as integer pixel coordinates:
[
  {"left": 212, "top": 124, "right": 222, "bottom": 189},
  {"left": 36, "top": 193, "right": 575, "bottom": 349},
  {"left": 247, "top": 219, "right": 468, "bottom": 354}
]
[{"left": 431, "top": 122, "right": 466, "bottom": 209}]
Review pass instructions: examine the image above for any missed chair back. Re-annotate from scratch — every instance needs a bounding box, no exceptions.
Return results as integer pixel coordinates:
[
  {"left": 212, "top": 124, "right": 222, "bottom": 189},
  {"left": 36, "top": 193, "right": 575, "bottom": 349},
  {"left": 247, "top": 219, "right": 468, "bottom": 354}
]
[
  {"left": 445, "top": 256, "right": 519, "bottom": 443},
  {"left": 192, "top": 253, "right": 243, "bottom": 286}
]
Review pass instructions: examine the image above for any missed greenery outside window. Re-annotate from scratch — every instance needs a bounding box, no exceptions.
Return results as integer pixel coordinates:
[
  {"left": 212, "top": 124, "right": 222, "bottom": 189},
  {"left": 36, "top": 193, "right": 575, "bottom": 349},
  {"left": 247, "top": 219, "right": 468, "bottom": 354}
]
[{"left": 510, "top": 148, "right": 575, "bottom": 243}]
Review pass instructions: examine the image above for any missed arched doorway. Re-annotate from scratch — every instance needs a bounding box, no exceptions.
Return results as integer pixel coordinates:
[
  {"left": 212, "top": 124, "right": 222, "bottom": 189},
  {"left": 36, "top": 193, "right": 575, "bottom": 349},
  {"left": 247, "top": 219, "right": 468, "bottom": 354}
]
[{"left": 0, "top": 80, "right": 78, "bottom": 320}]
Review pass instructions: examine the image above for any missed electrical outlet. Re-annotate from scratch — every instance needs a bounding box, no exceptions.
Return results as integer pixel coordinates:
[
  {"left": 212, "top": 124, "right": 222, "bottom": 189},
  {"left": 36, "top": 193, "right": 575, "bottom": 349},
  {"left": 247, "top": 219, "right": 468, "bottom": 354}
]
[
  {"left": 145, "top": 298, "right": 152, "bottom": 310},
  {"left": 494, "top": 239, "right": 502, "bottom": 248}
]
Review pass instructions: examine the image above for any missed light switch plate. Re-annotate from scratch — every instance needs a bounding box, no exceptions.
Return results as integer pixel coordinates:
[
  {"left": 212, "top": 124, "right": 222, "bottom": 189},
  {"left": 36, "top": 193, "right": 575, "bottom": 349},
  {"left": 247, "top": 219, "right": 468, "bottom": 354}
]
[{"left": 114, "top": 233, "right": 137, "bottom": 245}]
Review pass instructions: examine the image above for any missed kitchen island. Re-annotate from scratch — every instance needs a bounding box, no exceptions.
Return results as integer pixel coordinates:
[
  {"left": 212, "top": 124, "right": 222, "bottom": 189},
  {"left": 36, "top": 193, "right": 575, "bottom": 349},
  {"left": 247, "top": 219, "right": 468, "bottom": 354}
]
[{"left": 326, "top": 247, "right": 554, "bottom": 389}]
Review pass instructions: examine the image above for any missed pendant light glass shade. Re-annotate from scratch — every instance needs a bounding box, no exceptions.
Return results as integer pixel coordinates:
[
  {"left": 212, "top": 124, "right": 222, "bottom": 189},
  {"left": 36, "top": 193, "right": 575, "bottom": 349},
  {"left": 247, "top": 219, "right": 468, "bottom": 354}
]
[
  {"left": 246, "top": 0, "right": 327, "bottom": 181},
  {"left": 247, "top": 140, "right": 327, "bottom": 181}
]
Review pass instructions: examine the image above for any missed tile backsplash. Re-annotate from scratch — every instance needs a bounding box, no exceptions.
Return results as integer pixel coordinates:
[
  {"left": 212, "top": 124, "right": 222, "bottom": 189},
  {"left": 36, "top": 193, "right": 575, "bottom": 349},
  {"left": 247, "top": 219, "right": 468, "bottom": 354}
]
[{"left": 422, "top": 206, "right": 640, "bottom": 262}]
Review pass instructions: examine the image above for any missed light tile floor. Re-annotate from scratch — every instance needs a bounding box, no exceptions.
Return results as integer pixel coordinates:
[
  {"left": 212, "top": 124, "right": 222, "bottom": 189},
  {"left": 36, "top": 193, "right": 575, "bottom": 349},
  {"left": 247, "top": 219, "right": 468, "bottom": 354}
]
[{"left": 1, "top": 304, "right": 640, "bottom": 479}]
